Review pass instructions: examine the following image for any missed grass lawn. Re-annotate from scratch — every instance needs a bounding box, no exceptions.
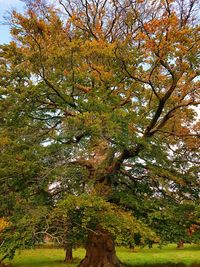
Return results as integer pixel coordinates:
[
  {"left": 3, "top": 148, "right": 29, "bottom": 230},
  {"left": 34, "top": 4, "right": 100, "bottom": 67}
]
[{"left": 4, "top": 244, "right": 200, "bottom": 267}]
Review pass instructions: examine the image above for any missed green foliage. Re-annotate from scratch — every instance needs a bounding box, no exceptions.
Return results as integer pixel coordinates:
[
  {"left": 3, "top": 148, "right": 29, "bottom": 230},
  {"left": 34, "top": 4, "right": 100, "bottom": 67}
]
[
  {"left": 0, "top": 203, "right": 48, "bottom": 259},
  {"left": 51, "top": 194, "right": 158, "bottom": 247}
]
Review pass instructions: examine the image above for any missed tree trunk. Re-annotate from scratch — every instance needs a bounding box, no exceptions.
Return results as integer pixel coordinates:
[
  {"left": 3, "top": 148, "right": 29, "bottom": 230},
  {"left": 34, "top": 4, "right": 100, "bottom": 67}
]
[
  {"left": 177, "top": 240, "right": 184, "bottom": 249},
  {"left": 78, "top": 229, "right": 124, "bottom": 267},
  {"left": 64, "top": 244, "right": 73, "bottom": 263}
]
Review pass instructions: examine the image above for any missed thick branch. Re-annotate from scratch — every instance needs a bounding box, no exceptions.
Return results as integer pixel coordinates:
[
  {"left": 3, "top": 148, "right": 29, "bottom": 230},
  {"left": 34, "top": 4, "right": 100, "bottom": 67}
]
[{"left": 149, "top": 100, "right": 200, "bottom": 135}]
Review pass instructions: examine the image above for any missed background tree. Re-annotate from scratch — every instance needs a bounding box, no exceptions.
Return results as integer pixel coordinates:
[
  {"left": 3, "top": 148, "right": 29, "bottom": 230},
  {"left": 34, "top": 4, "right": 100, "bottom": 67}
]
[
  {"left": 0, "top": 0, "right": 200, "bottom": 266},
  {"left": 148, "top": 200, "right": 200, "bottom": 248}
]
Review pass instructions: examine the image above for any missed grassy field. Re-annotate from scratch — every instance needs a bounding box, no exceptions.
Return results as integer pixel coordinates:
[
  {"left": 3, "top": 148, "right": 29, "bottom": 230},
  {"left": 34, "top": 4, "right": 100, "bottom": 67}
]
[{"left": 4, "top": 244, "right": 200, "bottom": 267}]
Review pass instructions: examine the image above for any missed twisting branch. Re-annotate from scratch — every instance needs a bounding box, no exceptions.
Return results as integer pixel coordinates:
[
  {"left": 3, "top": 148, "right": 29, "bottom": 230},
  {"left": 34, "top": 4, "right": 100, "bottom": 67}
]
[
  {"left": 149, "top": 100, "right": 200, "bottom": 135},
  {"left": 148, "top": 62, "right": 160, "bottom": 100}
]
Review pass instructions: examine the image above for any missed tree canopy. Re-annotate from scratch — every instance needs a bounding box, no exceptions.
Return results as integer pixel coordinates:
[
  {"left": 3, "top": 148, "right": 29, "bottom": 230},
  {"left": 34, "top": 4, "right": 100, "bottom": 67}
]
[{"left": 0, "top": 0, "right": 200, "bottom": 266}]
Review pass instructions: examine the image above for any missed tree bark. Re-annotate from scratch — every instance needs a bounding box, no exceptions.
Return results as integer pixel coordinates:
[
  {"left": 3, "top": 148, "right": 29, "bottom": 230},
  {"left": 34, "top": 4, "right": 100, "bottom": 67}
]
[
  {"left": 64, "top": 244, "right": 73, "bottom": 263},
  {"left": 177, "top": 240, "right": 184, "bottom": 249},
  {"left": 78, "top": 229, "right": 124, "bottom": 267},
  {"left": 130, "top": 246, "right": 135, "bottom": 252}
]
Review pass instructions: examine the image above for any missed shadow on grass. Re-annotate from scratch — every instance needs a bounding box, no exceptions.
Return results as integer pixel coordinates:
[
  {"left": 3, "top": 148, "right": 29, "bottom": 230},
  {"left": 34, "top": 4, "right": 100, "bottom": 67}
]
[
  {"left": 3, "top": 262, "right": 200, "bottom": 267},
  {"left": 126, "top": 264, "right": 200, "bottom": 267},
  {"left": 2, "top": 257, "right": 81, "bottom": 267},
  {"left": 178, "top": 246, "right": 200, "bottom": 251}
]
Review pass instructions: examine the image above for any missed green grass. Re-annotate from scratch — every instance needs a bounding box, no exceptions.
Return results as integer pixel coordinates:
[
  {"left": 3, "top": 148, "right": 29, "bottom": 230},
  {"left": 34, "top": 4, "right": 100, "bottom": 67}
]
[
  {"left": 4, "top": 244, "right": 200, "bottom": 267},
  {"left": 118, "top": 244, "right": 200, "bottom": 266}
]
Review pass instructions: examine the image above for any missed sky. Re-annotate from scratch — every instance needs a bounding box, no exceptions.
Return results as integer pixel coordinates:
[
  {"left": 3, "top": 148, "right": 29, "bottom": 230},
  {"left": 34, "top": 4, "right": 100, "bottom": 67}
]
[
  {"left": 0, "top": 0, "right": 57, "bottom": 44},
  {"left": 0, "top": 0, "right": 24, "bottom": 44}
]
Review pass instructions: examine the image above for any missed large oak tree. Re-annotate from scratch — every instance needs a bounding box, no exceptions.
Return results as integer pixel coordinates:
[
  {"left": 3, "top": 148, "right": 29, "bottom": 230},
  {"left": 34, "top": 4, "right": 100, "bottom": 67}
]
[{"left": 0, "top": 0, "right": 200, "bottom": 266}]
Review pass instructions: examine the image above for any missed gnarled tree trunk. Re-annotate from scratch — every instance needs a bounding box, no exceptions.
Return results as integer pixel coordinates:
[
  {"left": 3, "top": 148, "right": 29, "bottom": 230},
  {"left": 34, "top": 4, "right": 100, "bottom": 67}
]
[
  {"left": 64, "top": 244, "right": 73, "bottom": 263},
  {"left": 78, "top": 228, "right": 124, "bottom": 267}
]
